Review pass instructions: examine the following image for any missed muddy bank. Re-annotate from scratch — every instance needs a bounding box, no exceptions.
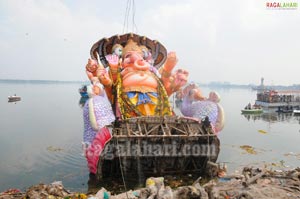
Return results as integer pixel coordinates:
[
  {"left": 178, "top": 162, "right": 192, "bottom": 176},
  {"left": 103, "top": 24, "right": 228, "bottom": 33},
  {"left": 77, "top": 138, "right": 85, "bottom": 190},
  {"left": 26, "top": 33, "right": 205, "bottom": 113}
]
[{"left": 1, "top": 167, "right": 300, "bottom": 199}]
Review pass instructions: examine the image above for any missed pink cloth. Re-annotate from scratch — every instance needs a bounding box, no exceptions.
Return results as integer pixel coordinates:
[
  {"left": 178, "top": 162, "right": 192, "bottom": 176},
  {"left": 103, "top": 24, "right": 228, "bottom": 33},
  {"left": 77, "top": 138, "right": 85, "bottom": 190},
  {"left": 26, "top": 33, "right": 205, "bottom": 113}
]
[{"left": 85, "top": 127, "right": 112, "bottom": 174}]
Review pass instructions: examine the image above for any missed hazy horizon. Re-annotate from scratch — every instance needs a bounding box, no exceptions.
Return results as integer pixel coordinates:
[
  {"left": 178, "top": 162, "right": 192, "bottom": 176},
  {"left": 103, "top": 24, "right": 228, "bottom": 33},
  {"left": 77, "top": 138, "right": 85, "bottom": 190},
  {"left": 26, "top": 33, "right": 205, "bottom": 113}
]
[{"left": 1, "top": 78, "right": 300, "bottom": 87}]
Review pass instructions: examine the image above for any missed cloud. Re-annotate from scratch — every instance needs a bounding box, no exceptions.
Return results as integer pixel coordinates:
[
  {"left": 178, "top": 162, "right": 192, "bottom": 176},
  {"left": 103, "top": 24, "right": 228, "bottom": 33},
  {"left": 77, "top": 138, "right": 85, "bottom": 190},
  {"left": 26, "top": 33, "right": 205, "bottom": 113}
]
[
  {"left": 0, "top": 0, "right": 121, "bottom": 81},
  {"left": 0, "top": 0, "right": 299, "bottom": 85}
]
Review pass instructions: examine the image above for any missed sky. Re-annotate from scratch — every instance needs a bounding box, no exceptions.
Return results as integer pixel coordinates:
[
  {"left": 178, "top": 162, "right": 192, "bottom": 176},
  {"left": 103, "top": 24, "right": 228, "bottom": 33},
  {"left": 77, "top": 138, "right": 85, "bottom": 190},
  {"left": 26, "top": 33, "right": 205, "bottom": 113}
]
[{"left": 0, "top": 0, "right": 299, "bottom": 85}]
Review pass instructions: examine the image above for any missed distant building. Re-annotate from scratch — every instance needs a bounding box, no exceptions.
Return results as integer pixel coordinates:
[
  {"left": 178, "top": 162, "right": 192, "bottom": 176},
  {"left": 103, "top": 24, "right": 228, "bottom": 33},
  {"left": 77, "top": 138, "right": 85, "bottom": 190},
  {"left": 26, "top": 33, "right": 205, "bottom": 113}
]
[{"left": 252, "top": 77, "right": 272, "bottom": 92}]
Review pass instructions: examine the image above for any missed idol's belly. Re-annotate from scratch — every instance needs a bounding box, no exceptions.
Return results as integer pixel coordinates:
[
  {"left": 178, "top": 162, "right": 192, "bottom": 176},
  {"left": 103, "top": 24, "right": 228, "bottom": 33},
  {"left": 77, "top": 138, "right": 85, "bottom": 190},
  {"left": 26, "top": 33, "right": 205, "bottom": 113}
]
[{"left": 122, "top": 73, "right": 158, "bottom": 92}]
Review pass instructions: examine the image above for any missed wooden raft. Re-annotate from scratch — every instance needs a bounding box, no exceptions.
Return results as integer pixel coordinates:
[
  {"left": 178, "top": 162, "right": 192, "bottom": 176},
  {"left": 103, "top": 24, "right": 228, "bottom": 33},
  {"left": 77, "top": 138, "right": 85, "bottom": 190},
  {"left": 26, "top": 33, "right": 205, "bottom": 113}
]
[{"left": 98, "top": 116, "right": 220, "bottom": 178}]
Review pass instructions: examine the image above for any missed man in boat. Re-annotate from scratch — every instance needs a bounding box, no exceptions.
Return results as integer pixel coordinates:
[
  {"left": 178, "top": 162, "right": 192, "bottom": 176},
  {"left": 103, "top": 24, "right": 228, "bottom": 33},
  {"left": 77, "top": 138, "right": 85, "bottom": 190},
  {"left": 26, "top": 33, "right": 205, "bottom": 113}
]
[{"left": 246, "top": 102, "right": 252, "bottom": 110}]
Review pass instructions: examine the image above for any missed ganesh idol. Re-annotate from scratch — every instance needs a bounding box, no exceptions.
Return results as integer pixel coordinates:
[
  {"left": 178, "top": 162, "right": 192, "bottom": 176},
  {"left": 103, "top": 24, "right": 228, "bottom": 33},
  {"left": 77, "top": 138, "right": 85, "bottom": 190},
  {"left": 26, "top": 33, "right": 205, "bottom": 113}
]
[
  {"left": 82, "top": 33, "right": 189, "bottom": 175},
  {"left": 86, "top": 33, "right": 189, "bottom": 119}
]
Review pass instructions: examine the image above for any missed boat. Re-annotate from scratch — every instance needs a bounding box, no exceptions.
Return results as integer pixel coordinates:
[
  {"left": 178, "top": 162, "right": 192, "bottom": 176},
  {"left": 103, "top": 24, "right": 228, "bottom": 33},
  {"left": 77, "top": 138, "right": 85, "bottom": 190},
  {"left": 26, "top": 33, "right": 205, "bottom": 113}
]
[
  {"left": 241, "top": 108, "right": 263, "bottom": 114},
  {"left": 255, "top": 89, "right": 300, "bottom": 109},
  {"left": 241, "top": 103, "right": 263, "bottom": 114},
  {"left": 293, "top": 109, "right": 300, "bottom": 115},
  {"left": 79, "top": 85, "right": 88, "bottom": 98},
  {"left": 8, "top": 95, "right": 21, "bottom": 102}
]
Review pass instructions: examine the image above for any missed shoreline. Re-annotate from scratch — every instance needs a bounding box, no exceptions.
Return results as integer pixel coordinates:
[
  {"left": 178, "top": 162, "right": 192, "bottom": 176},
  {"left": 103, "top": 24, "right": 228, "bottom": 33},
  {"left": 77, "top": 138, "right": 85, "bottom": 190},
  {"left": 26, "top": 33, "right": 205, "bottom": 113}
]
[{"left": 1, "top": 166, "right": 300, "bottom": 199}]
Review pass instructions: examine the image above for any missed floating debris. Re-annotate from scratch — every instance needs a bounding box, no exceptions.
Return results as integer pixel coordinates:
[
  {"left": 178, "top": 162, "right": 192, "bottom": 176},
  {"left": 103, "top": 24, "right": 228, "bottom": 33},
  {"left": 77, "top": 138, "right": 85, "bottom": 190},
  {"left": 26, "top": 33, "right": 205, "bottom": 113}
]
[
  {"left": 46, "top": 146, "right": 64, "bottom": 152},
  {"left": 240, "top": 145, "right": 258, "bottom": 155},
  {"left": 258, "top": 129, "right": 268, "bottom": 134}
]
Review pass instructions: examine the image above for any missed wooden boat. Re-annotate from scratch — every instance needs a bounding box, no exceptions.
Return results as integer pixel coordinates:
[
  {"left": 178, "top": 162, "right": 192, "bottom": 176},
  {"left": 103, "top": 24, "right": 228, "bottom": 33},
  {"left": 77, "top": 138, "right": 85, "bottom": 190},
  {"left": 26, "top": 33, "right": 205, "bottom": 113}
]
[
  {"left": 8, "top": 95, "right": 21, "bottom": 102},
  {"left": 241, "top": 108, "right": 263, "bottom": 114}
]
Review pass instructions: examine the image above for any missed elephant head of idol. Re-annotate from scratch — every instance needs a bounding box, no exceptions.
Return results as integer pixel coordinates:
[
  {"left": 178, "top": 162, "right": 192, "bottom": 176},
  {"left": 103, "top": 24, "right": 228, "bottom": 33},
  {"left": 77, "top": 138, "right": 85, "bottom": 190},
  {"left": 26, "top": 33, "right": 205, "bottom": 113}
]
[
  {"left": 121, "top": 39, "right": 151, "bottom": 71},
  {"left": 90, "top": 33, "right": 167, "bottom": 70}
]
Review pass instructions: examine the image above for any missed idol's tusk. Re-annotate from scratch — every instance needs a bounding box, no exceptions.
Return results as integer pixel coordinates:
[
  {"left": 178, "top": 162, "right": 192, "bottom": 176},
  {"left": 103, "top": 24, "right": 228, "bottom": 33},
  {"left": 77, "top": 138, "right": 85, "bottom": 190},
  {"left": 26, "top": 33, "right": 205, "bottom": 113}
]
[{"left": 96, "top": 52, "right": 104, "bottom": 69}]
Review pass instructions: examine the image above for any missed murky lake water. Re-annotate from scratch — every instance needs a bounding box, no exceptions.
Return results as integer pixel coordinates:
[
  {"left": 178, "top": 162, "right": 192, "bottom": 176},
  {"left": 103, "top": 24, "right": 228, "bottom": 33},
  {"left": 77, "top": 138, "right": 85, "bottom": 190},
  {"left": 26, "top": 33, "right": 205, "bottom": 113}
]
[{"left": 1, "top": 82, "right": 300, "bottom": 192}]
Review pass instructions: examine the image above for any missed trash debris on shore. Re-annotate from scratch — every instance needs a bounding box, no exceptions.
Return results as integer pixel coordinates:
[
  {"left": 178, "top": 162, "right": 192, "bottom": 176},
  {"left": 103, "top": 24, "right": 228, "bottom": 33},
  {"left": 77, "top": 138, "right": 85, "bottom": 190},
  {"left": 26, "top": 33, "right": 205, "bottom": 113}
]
[{"left": 1, "top": 167, "right": 300, "bottom": 199}]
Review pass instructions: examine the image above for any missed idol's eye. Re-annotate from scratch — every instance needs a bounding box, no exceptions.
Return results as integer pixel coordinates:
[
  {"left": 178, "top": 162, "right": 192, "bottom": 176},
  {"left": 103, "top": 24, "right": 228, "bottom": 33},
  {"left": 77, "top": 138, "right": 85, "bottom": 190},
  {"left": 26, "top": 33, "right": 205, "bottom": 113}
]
[
  {"left": 125, "top": 53, "right": 131, "bottom": 59},
  {"left": 114, "top": 47, "right": 123, "bottom": 57},
  {"left": 142, "top": 49, "right": 149, "bottom": 59}
]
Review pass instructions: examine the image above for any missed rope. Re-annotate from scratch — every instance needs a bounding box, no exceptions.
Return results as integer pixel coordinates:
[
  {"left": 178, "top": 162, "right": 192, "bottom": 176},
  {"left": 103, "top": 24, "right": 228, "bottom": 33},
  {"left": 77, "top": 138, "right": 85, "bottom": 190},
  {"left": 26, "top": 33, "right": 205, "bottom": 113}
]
[
  {"left": 122, "top": 0, "right": 138, "bottom": 33},
  {"left": 116, "top": 137, "right": 129, "bottom": 199},
  {"left": 126, "top": 0, "right": 131, "bottom": 32},
  {"left": 132, "top": 0, "right": 138, "bottom": 33},
  {"left": 122, "top": 0, "right": 130, "bottom": 33},
  {"left": 172, "top": 93, "right": 175, "bottom": 110}
]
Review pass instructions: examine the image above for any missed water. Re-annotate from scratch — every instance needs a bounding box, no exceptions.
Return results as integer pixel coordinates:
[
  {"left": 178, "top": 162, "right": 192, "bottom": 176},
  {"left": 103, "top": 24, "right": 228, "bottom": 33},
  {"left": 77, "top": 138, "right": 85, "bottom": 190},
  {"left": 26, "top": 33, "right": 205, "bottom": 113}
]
[
  {"left": 1, "top": 82, "right": 300, "bottom": 192},
  {"left": 0, "top": 82, "right": 88, "bottom": 192},
  {"left": 216, "top": 88, "right": 300, "bottom": 173}
]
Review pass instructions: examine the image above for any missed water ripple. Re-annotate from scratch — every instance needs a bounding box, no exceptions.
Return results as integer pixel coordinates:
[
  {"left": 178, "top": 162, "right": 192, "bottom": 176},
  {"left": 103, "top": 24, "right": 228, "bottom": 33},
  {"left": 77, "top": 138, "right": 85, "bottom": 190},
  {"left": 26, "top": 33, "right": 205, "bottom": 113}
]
[{"left": 37, "top": 142, "right": 86, "bottom": 171}]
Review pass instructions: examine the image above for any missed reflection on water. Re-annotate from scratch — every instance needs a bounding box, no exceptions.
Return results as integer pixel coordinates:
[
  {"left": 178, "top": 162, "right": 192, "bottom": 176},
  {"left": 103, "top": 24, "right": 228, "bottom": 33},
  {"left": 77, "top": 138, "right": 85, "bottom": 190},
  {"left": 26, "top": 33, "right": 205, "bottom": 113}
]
[
  {"left": 7, "top": 101, "right": 21, "bottom": 104},
  {"left": 242, "top": 111, "right": 300, "bottom": 124}
]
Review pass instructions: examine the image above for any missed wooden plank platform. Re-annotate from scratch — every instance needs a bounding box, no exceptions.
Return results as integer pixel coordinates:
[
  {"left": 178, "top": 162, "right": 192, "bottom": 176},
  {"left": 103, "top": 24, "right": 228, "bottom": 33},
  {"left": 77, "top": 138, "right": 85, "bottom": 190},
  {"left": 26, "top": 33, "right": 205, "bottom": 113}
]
[{"left": 97, "top": 116, "right": 220, "bottom": 178}]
